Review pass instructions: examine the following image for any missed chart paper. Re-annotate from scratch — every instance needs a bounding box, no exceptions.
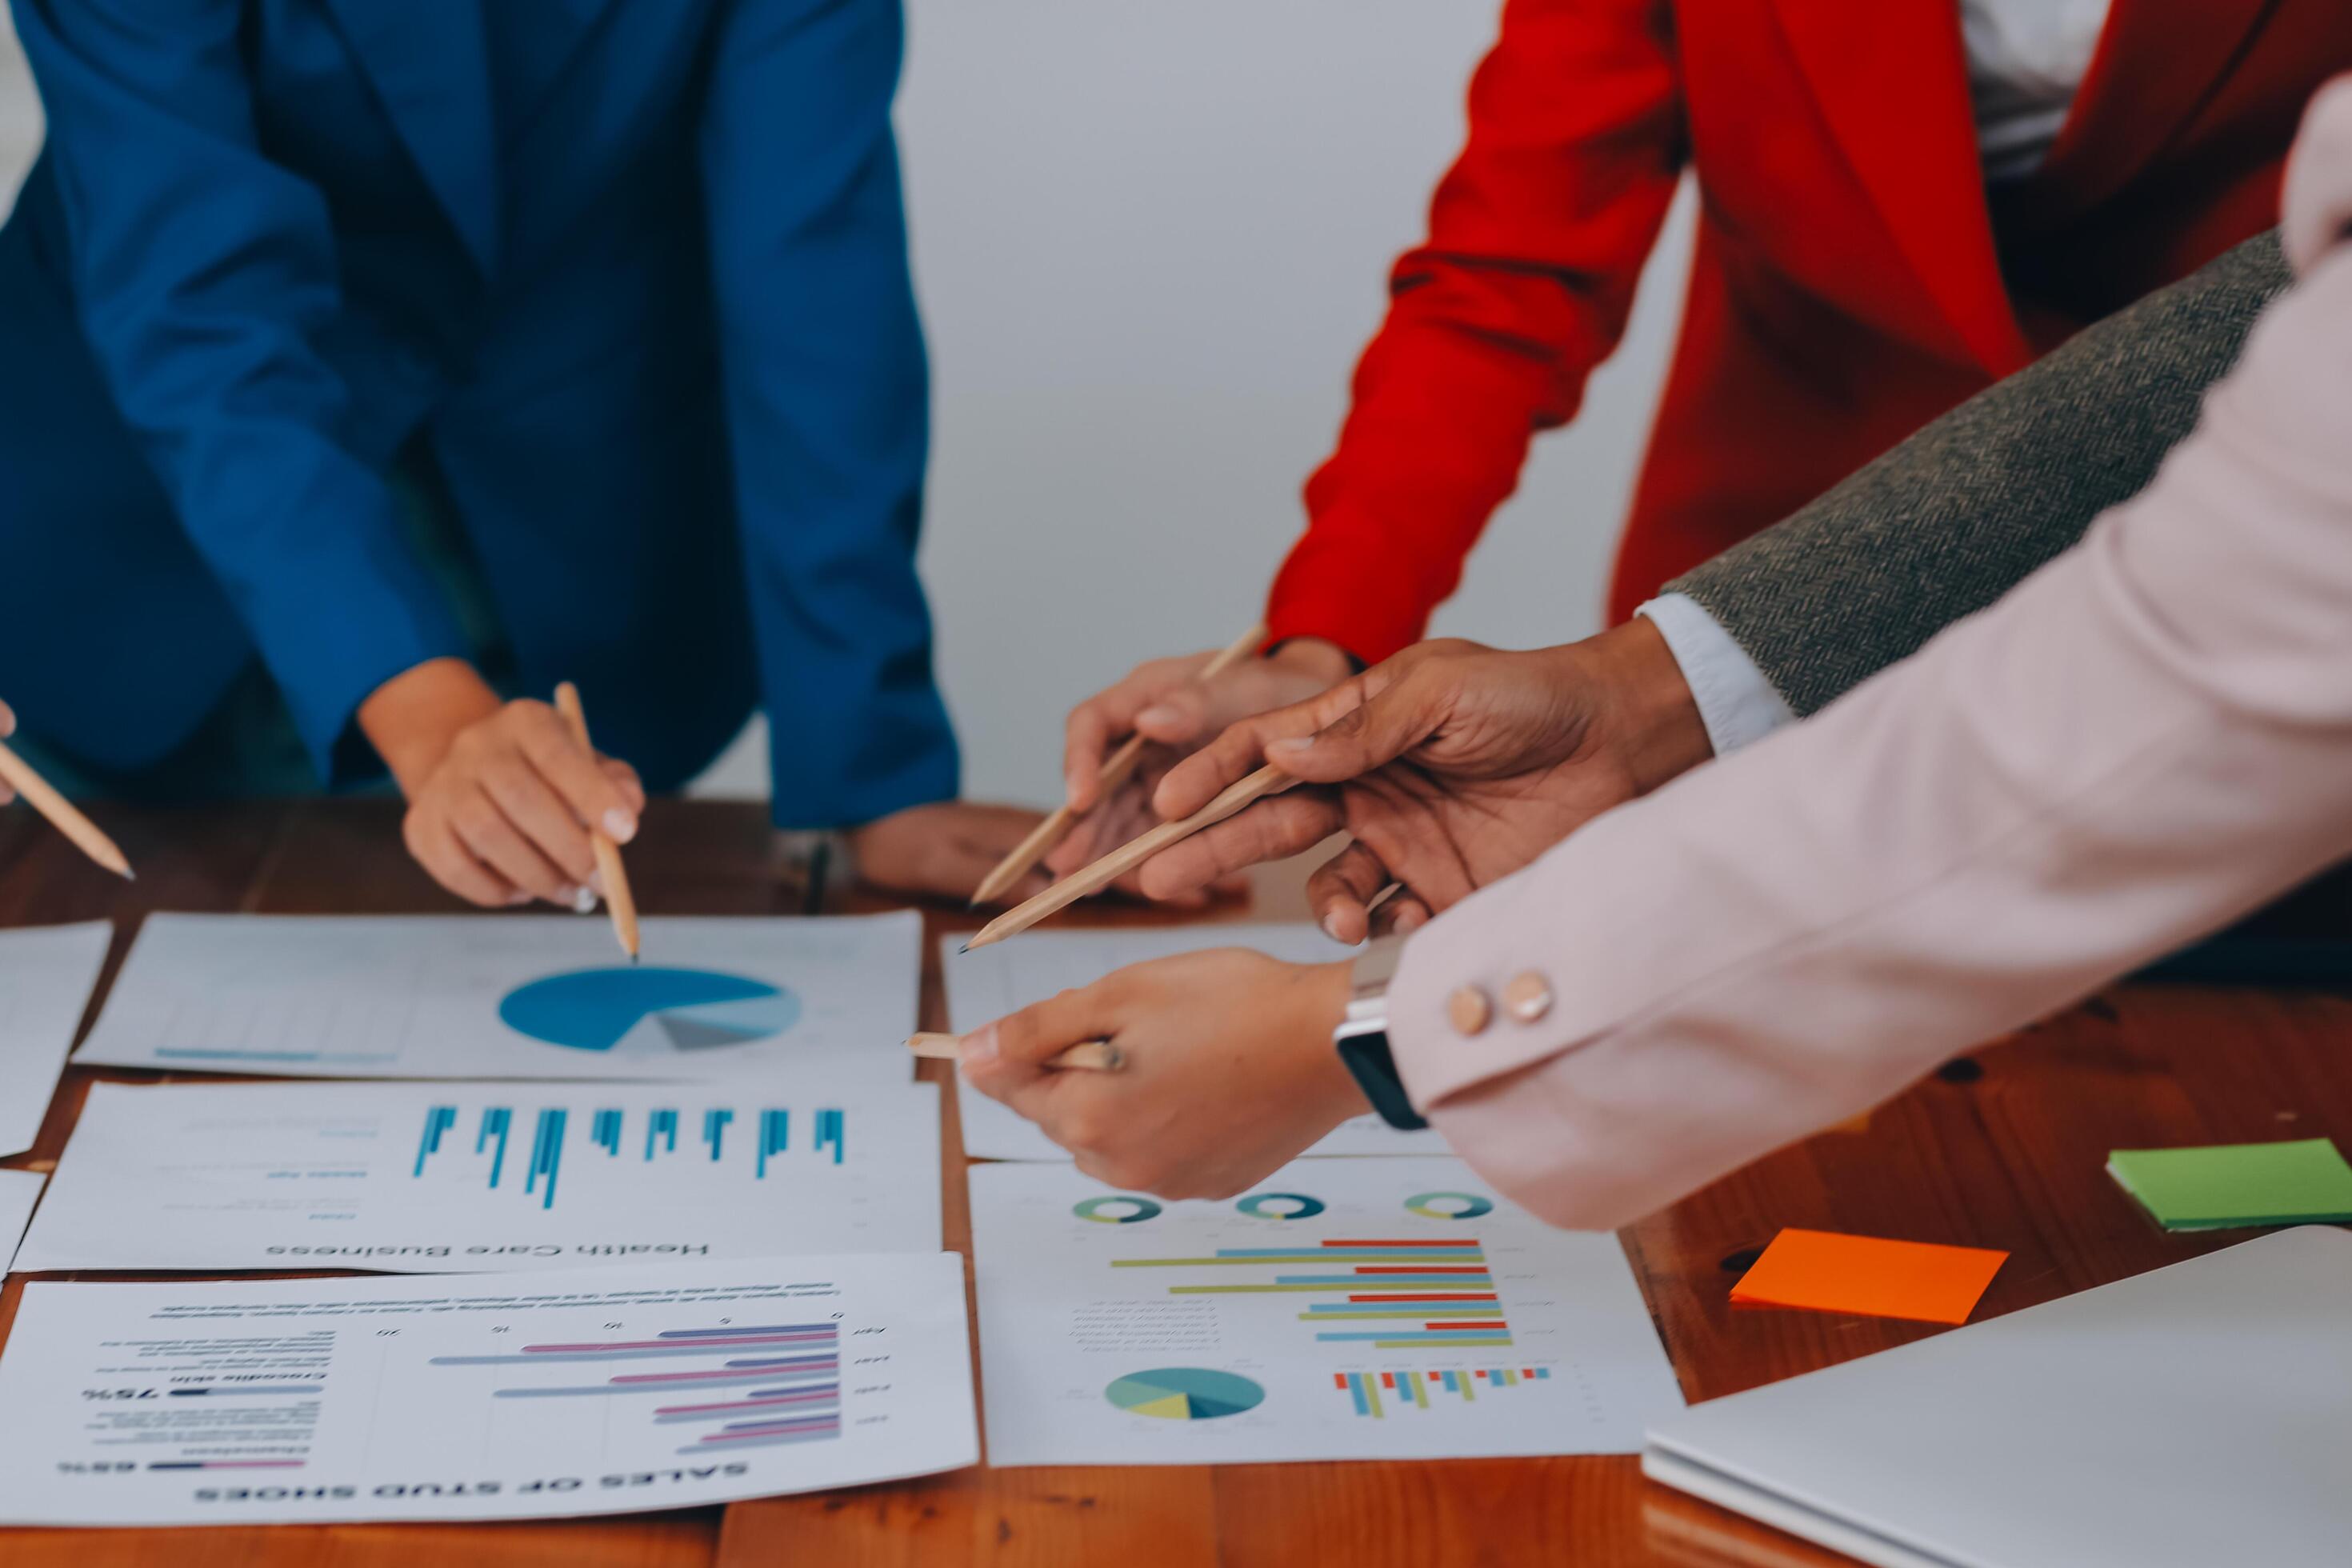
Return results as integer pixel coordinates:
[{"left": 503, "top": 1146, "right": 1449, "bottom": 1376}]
[
  {"left": 0, "top": 1254, "right": 975, "bottom": 1525},
  {"left": 942, "top": 926, "right": 1448, "bottom": 1159},
  {"left": 970, "top": 1157, "right": 1683, "bottom": 1465},
  {"left": 78, "top": 914, "right": 919, "bottom": 1082},
  {"left": 0, "top": 922, "right": 110, "bottom": 1157},
  {"left": 18, "top": 1079, "right": 941, "bottom": 1273}
]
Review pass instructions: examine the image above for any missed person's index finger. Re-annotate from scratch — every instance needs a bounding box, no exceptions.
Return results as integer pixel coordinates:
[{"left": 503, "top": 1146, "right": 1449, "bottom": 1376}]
[
  {"left": 1062, "top": 700, "right": 1119, "bottom": 810},
  {"left": 517, "top": 702, "right": 638, "bottom": 840},
  {"left": 1135, "top": 790, "right": 1343, "bottom": 902},
  {"left": 984, "top": 982, "right": 1129, "bottom": 1071}
]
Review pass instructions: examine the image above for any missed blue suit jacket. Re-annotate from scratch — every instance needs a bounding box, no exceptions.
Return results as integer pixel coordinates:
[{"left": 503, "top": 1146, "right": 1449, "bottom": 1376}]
[{"left": 0, "top": 0, "right": 957, "bottom": 824}]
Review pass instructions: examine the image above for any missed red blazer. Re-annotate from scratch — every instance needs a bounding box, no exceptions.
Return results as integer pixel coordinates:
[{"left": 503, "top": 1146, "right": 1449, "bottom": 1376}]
[{"left": 1266, "top": 0, "right": 2352, "bottom": 659}]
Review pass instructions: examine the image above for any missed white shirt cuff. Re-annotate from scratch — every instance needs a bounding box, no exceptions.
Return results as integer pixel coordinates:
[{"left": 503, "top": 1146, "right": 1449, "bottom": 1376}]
[{"left": 1635, "top": 594, "right": 1796, "bottom": 756}]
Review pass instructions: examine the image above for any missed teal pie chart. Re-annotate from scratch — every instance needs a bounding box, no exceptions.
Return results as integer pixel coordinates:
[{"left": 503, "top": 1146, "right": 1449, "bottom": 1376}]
[
  {"left": 498, "top": 968, "right": 801, "bottom": 1054},
  {"left": 1104, "top": 1368, "right": 1266, "bottom": 1422}
]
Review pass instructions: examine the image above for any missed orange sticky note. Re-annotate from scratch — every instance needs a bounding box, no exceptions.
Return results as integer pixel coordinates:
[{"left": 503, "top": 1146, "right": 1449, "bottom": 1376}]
[{"left": 1728, "top": 1228, "right": 2008, "bottom": 1326}]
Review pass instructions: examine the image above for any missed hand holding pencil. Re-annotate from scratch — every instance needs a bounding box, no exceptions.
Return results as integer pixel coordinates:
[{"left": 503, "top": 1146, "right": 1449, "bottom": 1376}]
[
  {"left": 0, "top": 699, "right": 135, "bottom": 880},
  {"left": 1000, "top": 626, "right": 1350, "bottom": 905}
]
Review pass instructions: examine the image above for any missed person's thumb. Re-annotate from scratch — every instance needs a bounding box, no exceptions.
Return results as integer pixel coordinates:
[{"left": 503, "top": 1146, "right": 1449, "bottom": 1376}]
[{"left": 1131, "top": 680, "right": 1213, "bottom": 743}]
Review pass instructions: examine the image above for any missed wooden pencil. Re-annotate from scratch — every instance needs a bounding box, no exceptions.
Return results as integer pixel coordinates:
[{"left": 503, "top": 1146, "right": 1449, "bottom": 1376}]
[
  {"left": 552, "top": 682, "right": 641, "bottom": 961},
  {"left": 970, "top": 621, "right": 1270, "bottom": 906},
  {"left": 0, "top": 739, "right": 134, "bottom": 880},
  {"left": 906, "top": 1031, "right": 1122, "bottom": 1072},
  {"left": 962, "top": 763, "right": 1290, "bottom": 950}
]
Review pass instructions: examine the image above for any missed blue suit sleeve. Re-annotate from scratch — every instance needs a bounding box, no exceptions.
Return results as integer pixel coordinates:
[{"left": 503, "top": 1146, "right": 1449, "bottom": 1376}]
[
  {"left": 13, "top": 0, "right": 465, "bottom": 778},
  {"left": 698, "top": 0, "right": 959, "bottom": 828}
]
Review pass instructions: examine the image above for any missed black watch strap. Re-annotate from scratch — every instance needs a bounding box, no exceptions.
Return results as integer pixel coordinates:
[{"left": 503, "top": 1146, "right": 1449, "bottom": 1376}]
[
  {"left": 1334, "top": 935, "right": 1428, "bottom": 1130},
  {"left": 1338, "top": 1026, "right": 1428, "bottom": 1130}
]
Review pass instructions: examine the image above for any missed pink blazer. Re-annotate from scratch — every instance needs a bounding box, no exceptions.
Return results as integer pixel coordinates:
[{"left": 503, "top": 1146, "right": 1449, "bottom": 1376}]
[{"left": 1389, "top": 78, "right": 2352, "bottom": 1231}]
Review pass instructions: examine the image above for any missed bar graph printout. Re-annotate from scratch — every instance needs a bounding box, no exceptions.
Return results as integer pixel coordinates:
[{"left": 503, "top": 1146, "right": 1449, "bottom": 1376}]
[
  {"left": 942, "top": 926, "right": 1450, "bottom": 1159},
  {"left": 18, "top": 1080, "right": 939, "bottom": 1273},
  {"left": 970, "top": 1158, "right": 1684, "bottom": 1465},
  {"left": 0, "top": 1255, "right": 975, "bottom": 1526},
  {"left": 77, "top": 914, "right": 920, "bottom": 1083}
]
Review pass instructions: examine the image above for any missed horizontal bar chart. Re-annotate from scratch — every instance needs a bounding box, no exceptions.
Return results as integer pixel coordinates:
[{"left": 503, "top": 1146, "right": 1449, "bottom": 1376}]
[{"left": 1114, "top": 1238, "right": 1514, "bottom": 1351}]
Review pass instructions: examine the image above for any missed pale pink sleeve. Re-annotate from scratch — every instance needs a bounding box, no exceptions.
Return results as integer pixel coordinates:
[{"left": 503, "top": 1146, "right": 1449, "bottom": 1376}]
[{"left": 1387, "top": 81, "right": 2352, "bottom": 1231}]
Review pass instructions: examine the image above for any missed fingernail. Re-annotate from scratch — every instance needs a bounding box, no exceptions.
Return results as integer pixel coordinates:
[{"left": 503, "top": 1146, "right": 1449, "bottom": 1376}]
[
  {"left": 1322, "top": 913, "right": 1349, "bottom": 943},
  {"left": 960, "top": 1025, "right": 1000, "bottom": 1066},
  {"left": 1393, "top": 907, "right": 1426, "bottom": 934},
  {"left": 588, "top": 869, "right": 608, "bottom": 898},
  {"left": 1136, "top": 704, "right": 1182, "bottom": 729},
  {"left": 570, "top": 885, "right": 599, "bottom": 914},
  {"left": 1268, "top": 736, "right": 1314, "bottom": 754},
  {"left": 603, "top": 810, "right": 638, "bottom": 843},
  {"left": 506, "top": 891, "right": 532, "bottom": 906}
]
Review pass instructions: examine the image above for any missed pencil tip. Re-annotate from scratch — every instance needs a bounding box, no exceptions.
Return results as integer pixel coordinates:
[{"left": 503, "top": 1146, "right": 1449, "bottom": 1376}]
[
  {"left": 956, "top": 942, "right": 971, "bottom": 955},
  {"left": 119, "top": 866, "right": 137, "bottom": 882}
]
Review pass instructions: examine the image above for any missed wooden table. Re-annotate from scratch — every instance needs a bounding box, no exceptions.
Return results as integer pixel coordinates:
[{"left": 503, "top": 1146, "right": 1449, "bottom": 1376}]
[{"left": 1, "top": 799, "right": 2342, "bottom": 1566}]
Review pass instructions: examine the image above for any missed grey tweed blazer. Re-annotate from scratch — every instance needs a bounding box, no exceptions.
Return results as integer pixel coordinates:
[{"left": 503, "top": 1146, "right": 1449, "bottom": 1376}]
[{"left": 1670, "top": 233, "right": 2292, "bottom": 717}]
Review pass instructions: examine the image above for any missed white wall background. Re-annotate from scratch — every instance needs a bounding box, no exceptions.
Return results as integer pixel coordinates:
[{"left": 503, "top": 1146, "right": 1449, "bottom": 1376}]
[{"left": 0, "top": 1, "right": 1698, "bottom": 807}]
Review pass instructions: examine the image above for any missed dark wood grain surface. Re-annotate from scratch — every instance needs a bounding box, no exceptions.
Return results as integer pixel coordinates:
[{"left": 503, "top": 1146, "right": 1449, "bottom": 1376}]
[{"left": 0, "top": 799, "right": 2338, "bottom": 1566}]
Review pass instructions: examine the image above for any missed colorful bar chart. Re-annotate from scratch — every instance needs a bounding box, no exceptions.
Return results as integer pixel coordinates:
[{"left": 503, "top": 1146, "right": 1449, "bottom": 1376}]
[
  {"left": 413, "top": 1104, "right": 850, "bottom": 1204},
  {"left": 1335, "top": 1366, "right": 1551, "bottom": 1418},
  {"left": 1113, "top": 1238, "right": 1513, "bottom": 1350},
  {"left": 430, "top": 1322, "right": 845, "bottom": 1457}
]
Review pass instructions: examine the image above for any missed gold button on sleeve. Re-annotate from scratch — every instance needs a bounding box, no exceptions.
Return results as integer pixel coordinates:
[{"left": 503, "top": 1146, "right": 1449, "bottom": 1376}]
[
  {"left": 1446, "top": 986, "right": 1493, "bottom": 1036},
  {"left": 1502, "top": 971, "right": 1554, "bottom": 1023}
]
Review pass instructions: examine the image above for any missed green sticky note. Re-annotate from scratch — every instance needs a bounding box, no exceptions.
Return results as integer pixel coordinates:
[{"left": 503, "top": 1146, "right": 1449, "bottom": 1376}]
[{"left": 2106, "top": 1138, "right": 2352, "bottom": 1231}]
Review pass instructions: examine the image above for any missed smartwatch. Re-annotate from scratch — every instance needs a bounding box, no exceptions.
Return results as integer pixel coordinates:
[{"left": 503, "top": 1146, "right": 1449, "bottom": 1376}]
[{"left": 1333, "top": 934, "right": 1429, "bottom": 1130}]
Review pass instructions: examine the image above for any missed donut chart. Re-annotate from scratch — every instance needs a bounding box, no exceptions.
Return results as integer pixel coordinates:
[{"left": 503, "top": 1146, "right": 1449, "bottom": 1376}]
[
  {"left": 1073, "top": 1195, "right": 1162, "bottom": 1224},
  {"left": 1405, "top": 1190, "right": 1495, "bottom": 1220},
  {"left": 1235, "top": 1191, "right": 1326, "bottom": 1221}
]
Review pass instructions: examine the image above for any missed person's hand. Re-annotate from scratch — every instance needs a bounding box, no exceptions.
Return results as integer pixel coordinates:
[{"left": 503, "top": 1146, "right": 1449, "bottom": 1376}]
[
  {"left": 1046, "top": 637, "right": 1354, "bottom": 898},
  {"left": 1138, "top": 621, "right": 1712, "bottom": 939},
  {"left": 850, "top": 800, "right": 1054, "bottom": 904},
  {"left": 0, "top": 700, "right": 14, "bottom": 805},
  {"left": 959, "top": 949, "right": 1363, "bottom": 1197},
  {"left": 361, "top": 659, "right": 646, "bottom": 910}
]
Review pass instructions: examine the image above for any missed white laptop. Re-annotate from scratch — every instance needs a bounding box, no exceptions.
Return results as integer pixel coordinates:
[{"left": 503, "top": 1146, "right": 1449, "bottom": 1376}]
[{"left": 1643, "top": 1226, "right": 2352, "bottom": 1568}]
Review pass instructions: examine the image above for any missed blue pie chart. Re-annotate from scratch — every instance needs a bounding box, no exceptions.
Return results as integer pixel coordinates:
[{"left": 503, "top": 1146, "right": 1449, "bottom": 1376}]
[{"left": 498, "top": 967, "right": 801, "bottom": 1054}]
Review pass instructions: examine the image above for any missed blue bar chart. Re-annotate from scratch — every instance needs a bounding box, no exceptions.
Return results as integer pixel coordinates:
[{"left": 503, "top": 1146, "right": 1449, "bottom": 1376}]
[
  {"left": 412, "top": 1102, "right": 854, "bottom": 1208},
  {"left": 20, "top": 1081, "right": 943, "bottom": 1274}
]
